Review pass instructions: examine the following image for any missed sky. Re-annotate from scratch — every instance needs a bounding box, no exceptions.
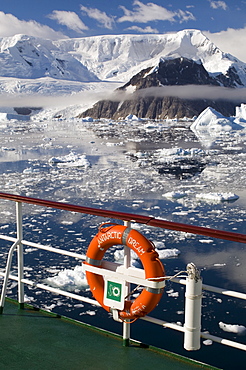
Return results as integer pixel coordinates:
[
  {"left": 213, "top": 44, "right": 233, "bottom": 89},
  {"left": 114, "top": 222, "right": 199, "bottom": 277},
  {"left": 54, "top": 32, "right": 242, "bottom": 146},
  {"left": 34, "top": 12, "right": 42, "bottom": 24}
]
[{"left": 0, "top": 0, "right": 246, "bottom": 62}]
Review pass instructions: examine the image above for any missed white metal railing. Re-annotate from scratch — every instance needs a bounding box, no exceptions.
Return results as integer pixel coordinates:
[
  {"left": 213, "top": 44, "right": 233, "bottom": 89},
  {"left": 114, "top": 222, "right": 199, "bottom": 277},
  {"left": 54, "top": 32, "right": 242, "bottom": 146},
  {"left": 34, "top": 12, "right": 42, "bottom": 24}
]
[{"left": 0, "top": 198, "right": 245, "bottom": 353}]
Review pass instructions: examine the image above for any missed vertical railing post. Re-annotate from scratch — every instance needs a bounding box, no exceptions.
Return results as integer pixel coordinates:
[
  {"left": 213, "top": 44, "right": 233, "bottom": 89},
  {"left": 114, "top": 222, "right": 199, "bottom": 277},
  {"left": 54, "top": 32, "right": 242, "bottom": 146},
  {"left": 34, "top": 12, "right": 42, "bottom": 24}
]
[
  {"left": 0, "top": 241, "right": 18, "bottom": 313},
  {"left": 184, "top": 263, "right": 202, "bottom": 351},
  {"left": 16, "top": 201, "right": 24, "bottom": 309},
  {"left": 123, "top": 220, "right": 131, "bottom": 347}
]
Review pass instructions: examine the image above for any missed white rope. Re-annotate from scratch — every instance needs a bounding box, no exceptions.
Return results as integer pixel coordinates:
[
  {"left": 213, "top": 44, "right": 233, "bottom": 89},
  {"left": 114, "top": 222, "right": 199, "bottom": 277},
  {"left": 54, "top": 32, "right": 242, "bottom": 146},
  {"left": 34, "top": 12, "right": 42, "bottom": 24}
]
[
  {"left": 146, "top": 270, "right": 188, "bottom": 282},
  {"left": 125, "top": 270, "right": 188, "bottom": 299},
  {"left": 164, "top": 270, "right": 188, "bottom": 281}
]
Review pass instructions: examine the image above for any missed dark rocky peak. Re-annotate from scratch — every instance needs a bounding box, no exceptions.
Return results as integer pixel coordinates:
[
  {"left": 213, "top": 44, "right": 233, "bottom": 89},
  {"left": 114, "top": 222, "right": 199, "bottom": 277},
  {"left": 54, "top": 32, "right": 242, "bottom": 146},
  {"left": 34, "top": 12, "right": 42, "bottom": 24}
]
[
  {"left": 79, "top": 57, "right": 242, "bottom": 120},
  {"left": 120, "top": 58, "right": 221, "bottom": 92},
  {"left": 156, "top": 57, "right": 219, "bottom": 86},
  {"left": 215, "top": 66, "right": 243, "bottom": 87}
]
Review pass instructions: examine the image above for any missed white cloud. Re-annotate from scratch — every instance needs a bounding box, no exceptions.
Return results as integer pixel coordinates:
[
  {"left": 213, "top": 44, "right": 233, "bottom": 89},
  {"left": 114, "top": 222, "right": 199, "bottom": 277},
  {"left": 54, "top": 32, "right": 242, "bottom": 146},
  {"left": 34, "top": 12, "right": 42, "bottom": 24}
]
[
  {"left": 204, "top": 27, "right": 246, "bottom": 63},
  {"left": 0, "top": 11, "right": 66, "bottom": 40},
  {"left": 118, "top": 0, "right": 195, "bottom": 24},
  {"left": 134, "top": 85, "right": 246, "bottom": 102},
  {"left": 118, "top": 1, "right": 176, "bottom": 23},
  {"left": 126, "top": 25, "right": 159, "bottom": 33},
  {"left": 176, "top": 9, "right": 196, "bottom": 23},
  {"left": 80, "top": 6, "right": 114, "bottom": 29},
  {"left": 209, "top": 1, "right": 228, "bottom": 10},
  {"left": 2, "top": 85, "right": 245, "bottom": 109},
  {"left": 48, "top": 11, "right": 88, "bottom": 33}
]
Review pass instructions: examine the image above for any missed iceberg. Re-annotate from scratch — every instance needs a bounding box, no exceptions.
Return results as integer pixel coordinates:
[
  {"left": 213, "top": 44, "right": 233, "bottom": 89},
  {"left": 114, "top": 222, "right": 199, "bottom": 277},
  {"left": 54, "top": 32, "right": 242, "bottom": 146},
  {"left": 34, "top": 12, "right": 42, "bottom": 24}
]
[
  {"left": 125, "top": 114, "right": 142, "bottom": 121},
  {"left": 190, "top": 107, "right": 245, "bottom": 147},
  {"left": 191, "top": 107, "right": 244, "bottom": 134},
  {"left": 234, "top": 103, "right": 246, "bottom": 125}
]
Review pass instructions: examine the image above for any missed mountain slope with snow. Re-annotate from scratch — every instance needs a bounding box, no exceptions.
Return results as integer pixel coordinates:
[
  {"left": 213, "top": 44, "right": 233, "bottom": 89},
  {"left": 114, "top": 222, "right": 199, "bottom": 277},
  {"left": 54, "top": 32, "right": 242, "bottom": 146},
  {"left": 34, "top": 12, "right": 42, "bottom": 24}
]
[
  {"left": 1, "top": 30, "right": 246, "bottom": 87},
  {"left": 0, "top": 29, "right": 246, "bottom": 120},
  {"left": 55, "top": 29, "right": 246, "bottom": 85},
  {"left": 0, "top": 34, "right": 98, "bottom": 82}
]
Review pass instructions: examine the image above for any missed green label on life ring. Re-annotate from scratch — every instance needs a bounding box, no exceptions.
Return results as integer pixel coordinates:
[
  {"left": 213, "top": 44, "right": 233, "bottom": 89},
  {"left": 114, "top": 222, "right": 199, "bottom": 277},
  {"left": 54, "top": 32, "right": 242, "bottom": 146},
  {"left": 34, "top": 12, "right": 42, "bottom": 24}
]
[{"left": 106, "top": 281, "right": 122, "bottom": 302}]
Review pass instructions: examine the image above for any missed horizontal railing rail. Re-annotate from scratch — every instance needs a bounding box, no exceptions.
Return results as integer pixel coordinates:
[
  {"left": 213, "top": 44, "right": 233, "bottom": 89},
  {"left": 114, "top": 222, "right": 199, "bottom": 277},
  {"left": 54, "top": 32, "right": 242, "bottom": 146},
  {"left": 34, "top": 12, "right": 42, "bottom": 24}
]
[
  {"left": 0, "top": 192, "right": 245, "bottom": 354},
  {"left": 0, "top": 192, "right": 246, "bottom": 243}
]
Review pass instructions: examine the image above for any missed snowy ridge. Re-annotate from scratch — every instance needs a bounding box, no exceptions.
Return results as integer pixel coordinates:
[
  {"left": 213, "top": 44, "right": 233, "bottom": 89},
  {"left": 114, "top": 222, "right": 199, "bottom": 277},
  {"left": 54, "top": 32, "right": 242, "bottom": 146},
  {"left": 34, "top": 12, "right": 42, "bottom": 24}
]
[
  {"left": 0, "top": 29, "right": 246, "bottom": 119},
  {"left": 0, "top": 29, "right": 246, "bottom": 94},
  {"left": 55, "top": 29, "right": 246, "bottom": 85}
]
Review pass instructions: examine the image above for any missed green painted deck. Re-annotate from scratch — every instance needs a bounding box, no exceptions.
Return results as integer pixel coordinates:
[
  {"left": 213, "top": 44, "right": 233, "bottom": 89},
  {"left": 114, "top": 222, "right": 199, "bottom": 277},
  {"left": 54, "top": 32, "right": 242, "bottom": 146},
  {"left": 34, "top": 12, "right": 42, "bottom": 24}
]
[{"left": 0, "top": 300, "right": 219, "bottom": 370}]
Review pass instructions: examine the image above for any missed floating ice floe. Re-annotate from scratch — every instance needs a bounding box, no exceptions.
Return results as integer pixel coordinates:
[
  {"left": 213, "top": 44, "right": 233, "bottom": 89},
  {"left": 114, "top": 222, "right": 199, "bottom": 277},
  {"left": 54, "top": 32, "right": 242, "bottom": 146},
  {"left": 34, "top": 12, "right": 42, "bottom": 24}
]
[
  {"left": 2, "top": 147, "right": 16, "bottom": 151},
  {"left": 128, "top": 147, "right": 206, "bottom": 162},
  {"left": 48, "top": 152, "right": 90, "bottom": 168},
  {"left": 81, "top": 310, "right": 96, "bottom": 316},
  {"left": 203, "top": 339, "right": 213, "bottom": 346},
  {"left": 106, "top": 141, "right": 124, "bottom": 146},
  {"left": 162, "top": 191, "right": 187, "bottom": 199},
  {"left": 23, "top": 167, "right": 40, "bottom": 173},
  {"left": 45, "top": 265, "right": 88, "bottom": 291},
  {"left": 156, "top": 147, "right": 206, "bottom": 160},
  {"left": 219, "top": 322, "right": 246, "bottom": 336},
  {"left": 114, "top": 246, "right": 180, "bottom": 262},
  {"left": 24, "top": 294, "right": 35, "bottom": 302},
  {"left": 198, "top": 239, "right": 214, "bottom": 244},
  {"left": 127, "top": 147, "right": 207, "bottom": 178},
  {"left": 155, "top": 248, "right": 180, "bottom": 259},
  {"left": 166, "top": 289, "right": 179, "bottom": 297},
  {"left": 114, "top": 249, "right": 138, "bottom": 263},
  {"left": 196, "top": 192, "right": 239, "bottom": 202}
]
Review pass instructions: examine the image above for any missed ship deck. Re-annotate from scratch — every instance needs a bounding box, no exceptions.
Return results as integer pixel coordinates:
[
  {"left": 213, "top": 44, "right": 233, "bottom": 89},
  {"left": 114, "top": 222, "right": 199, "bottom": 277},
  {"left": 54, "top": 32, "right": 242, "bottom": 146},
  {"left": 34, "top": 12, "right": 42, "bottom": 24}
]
[{"left": 0, "top": 299, "right": 219, "bottom": 370}]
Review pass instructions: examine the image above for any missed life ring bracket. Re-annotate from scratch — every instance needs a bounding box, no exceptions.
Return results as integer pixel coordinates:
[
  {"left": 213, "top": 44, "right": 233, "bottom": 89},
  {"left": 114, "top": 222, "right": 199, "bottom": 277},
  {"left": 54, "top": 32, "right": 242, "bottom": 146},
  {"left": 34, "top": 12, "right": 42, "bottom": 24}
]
[{"left": 82, "top": 260, "right": 165, "bottom": 290}]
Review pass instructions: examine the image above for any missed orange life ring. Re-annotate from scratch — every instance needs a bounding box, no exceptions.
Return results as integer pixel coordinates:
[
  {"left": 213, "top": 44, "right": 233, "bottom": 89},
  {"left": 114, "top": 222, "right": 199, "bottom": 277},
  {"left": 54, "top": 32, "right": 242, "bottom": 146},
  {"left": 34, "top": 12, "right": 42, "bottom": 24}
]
[{"left": 84, "top": 223, "right": 165, "bottom": 320}]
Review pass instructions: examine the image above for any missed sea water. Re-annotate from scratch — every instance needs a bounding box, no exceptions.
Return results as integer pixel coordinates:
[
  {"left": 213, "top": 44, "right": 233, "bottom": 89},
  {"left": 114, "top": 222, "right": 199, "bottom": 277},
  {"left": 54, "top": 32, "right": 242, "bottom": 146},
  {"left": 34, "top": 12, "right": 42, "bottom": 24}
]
[{"left": 0, "top": 118, "right": 245, "bottom": 369}]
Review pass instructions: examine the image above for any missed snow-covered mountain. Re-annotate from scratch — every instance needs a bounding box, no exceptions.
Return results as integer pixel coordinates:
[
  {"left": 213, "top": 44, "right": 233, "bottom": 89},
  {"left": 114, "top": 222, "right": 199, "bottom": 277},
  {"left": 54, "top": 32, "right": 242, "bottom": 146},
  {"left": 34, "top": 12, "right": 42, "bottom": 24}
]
[
  {"left": 0, "top": 34, "right": 98, "bottom": 82},
  {"left": 1, "top": 30, "right": 246, "bottom": 84},
  {"left": 55, "top": 29, "right": 246, "bottom": 85},
  {"left": 0, "top": 29, "right": 246, "bottom": 119}
]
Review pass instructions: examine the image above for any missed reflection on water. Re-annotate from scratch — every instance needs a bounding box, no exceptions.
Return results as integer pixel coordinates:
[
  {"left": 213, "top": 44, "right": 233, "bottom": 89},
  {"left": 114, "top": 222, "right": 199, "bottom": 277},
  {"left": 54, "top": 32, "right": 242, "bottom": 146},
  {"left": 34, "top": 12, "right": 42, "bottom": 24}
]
[{"left": 0, "top": 119, "right": 245, "bottom": 370}]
